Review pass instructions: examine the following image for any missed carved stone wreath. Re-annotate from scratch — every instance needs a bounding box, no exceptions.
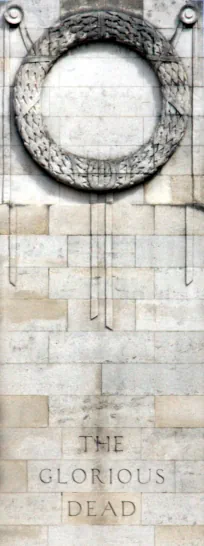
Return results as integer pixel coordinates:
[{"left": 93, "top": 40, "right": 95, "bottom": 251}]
[{"left": 13, "top": 9, "right": 190, "bottom": 192}]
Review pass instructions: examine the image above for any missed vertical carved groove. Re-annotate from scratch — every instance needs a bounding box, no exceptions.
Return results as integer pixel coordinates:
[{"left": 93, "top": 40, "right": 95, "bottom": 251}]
[
  {"left": 105, "top": 193, "right": 113, "bottom": 330},
  {"left": 90, "top": 193, "right": 99, "bottom": 320},
  {"left": 185, "top": 205, "right": 194, "bottom": 287}
]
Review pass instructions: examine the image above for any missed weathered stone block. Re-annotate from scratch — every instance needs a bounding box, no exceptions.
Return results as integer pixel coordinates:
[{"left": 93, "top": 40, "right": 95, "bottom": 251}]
[
  {"left": 102, "top": 364, "right": 203, "bottom": 395},
  {"left": 50, "top": 205, "right": 90, "bottom": 235},
  {"left": 0, "top": 461, "right": 27, "bottom": 492},
  {"left": 48, "top": 525, "right": 154, "bottom": 546},
  {"left": 155, "top": 268, "right": 204, "bottom": 299},
  {"left": 0, "top": 205, "right": 9, "bottom": 235},
  {"left": 62, "top": 492, "right": 141, "bottom": 525},
  {"left": 136, "top": 300, "right": 204, "bottom": 331},
  {"left": 136, "top": 236, "right": 185, "bottom": 267},
  {"left": 15, "top": 206, "right": 49, "bottom": 235},
  {"left": 155, "top": 526, "right": 204, "bottom": 546},
  {"left": 155, "top": 332, "right": 204, "bottom": 363},
  {"left": 144, "top": 176, "right": 192, "bottom": 205},
  {"left": 0, "top": 494, "right": 61, "bottom": 524},
  {"left": 15, "top": 236, "right": 67, "bottom": 267},
  {"left": 0, "top": 268, "right": 49, "bottom": 300},
  {"left": 142, "top": 428, "right": 204, "bottom": 460},
  {"left": 155, "top": 206, "right": 185, "bottom": 235},
  {"left": 0, "top": 299, "right": 67, "bottom": 331},
  {"left": 49, "top": 395, "right": 155, "bottom": 428},
  {"left": 142, "top": 493, "right": 204, "bottom": 525},
  {"left": 62, "top": 427, "right": 141, "bottom": 459},
  {"left": 155, "top": 396, "right": 204, "bottom": 428},
  {"left": 0, "top": 364, "right": 101, "bottom": 395},
  {"left": 0, "top": 428, "right": 61, "bottom": 459},
  {"left": 0, "top": 332, "right": 48, "bottom": 364},
  {"left": 112, "top": 205, "right": 154, "bottom": 235},
  {"left": 0, "top": 526, "right": 47, "bottom": 546},
  {"left": 50, "top": 332, "right": 154, "bottom": 363},
  {"left": 0, "top": 396, "right": 48, "bottom": 428},
  {"left": 176, "top": 462, "right": 204, "bottom": 493}
]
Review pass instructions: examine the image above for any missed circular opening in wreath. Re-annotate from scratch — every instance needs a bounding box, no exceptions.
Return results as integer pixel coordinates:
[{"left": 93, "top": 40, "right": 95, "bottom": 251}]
[{"left": 42, "top": 42, "right": 162, "bottom": 160}]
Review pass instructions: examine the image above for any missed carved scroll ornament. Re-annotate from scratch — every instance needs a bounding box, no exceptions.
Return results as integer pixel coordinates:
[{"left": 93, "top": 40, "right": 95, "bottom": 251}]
[{"left": 13, "top": 8, "right": 190, "bottom": 192}]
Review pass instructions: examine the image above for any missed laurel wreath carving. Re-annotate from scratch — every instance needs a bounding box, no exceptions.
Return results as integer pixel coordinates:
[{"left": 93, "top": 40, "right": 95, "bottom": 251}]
[{"left": 13, "top": 9, "right": 190, "bottom": 192}]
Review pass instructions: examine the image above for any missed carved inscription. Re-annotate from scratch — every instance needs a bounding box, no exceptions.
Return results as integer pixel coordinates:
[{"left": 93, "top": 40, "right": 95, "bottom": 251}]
[{"left": 33, "top": 431, "right": 170, "bottom": 524}]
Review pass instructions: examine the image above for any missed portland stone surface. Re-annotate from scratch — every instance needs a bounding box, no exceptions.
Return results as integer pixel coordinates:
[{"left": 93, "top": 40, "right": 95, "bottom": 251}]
[{"left": 0, "top": 0, "right": 203, "bottom": 544}]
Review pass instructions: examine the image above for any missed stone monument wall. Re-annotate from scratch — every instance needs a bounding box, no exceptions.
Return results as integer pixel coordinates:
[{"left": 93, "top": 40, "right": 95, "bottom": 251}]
[{"left": 0, "top": 1, "right": 203, "bottom": 545}]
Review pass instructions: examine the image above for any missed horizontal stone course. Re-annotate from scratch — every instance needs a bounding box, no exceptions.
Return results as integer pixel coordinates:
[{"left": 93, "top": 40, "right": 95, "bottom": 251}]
[
  {"left": 68, "top": 299, "right": 136, "bottom": 331},
  {"left": 48, "top": 525, "right": 154, "bottom": 546},
  {"left": 28, "top": 460, "right": 174, "bottom": 493},
  {"left": 0, "top": 364, "right": 101, "bottom": 395},
  {"left": 49, "top": 395, "right": 155, "bottom": 428},
  {"left": 102, "top": 364, "right": 203, "bottom": 395},
  {"left": 49, "top": 332, "right": 154, "bottom": 362},
  {"left": 50, "top": 267, "right": 154, "bottom": 300}
]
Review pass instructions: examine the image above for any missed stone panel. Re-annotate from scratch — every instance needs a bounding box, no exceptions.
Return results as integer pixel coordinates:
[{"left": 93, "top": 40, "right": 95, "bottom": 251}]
[
  {"left": 136, "top": 236, "right": 185, "bottom": 267},
  {"left": 0, "top": 364, "right": 101, "bottom": 395},
  {"left": 15, "top": 236, "right": 67, "bottom": 267},
  {"left": 0, "top": 429, "right": 61, "bottom": 459},
  {"left": 155, "top": 332, "right": 204, "bottom": 363},
  {"left": 0, "top": 527, "right": 47, "bottom": 546},
  {"left": 155, "top": 396, "right": 204, "bottom": 428},
  {"left": 62, "top": 492, "right": 141, "bottom": 525},
  {"left": 0, "top": 396, "right": 48, "bottom": 427},
  {"left": 50, "top": 332, "right": 154, "bottom": 363},
  {"left": 0, "top": 332, "right": 48, "bottom": 363},
  {"left": 0, "top": 299, "right": 67, "bottom": 331},
  {"left": 0, "top": 268, "right": 49, "bottom": 299},
  {"left": 0, "top": 461, "right": 27, "bottom": 493},
  {"left": 142, "top": 428, "right": 204, "bottom": 460},
  {"left": 142, "top": 494, "right": 204, "bottom": 525},
  {"left": 136, "top": 300, "right": 204, "bottom": 331},
  {"left": 62, "top": 427, "right": 141, "bottom": 459},
  {"left": 49, "top": 395, "right": 155, "bottom": 428},
  {"left": 176, "top": 462, "right": 204, "bottom": 493},
  {"left": 49, "top": 525, "right": 154, "bottom": 546},
  {"left": 103, "top": 364, "right": 203, "bottom": 395},
  {"left": 155, "top": 526, "right": 204, "bottom": 546},
  {"left": 0, "top": 494, "right": 61, "bottom": 524},
  {"left": 28, "top": 460, "right": 174, "bottom": 493}
]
